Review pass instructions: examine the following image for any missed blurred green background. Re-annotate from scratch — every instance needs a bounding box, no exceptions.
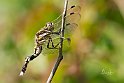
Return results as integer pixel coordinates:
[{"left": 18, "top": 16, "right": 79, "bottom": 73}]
[{"left": 0, "top": 0, "right": 124, "bottom": 83}]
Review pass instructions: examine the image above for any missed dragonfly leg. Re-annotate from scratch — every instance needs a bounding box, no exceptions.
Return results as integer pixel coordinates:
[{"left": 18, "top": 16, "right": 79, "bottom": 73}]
[
  {"left": 47, "top": 38, "right": 60, "bottom": 49},
  {"left": 52, "top": 29, "right": 71, "bottom": 44},
  {"left": 47, "top": 37, "right": 70, "bottom": 49},
  {"left": 51, "top": 28, "right": 61, "bottom": 35},
  {"left": 52, "top": 31, "right": 60, "bottom": 35}
]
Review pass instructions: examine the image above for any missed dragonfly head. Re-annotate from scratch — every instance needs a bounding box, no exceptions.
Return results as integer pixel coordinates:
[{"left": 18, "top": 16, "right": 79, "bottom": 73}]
[{"left": 45, "top": 22, "right": 54, "bottom": 31}]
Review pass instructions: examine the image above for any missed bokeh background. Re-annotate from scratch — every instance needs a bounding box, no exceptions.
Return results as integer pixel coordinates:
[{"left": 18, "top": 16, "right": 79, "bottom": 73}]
[{"left": 0, "top": 0, "right": 124, "bottom": 83}]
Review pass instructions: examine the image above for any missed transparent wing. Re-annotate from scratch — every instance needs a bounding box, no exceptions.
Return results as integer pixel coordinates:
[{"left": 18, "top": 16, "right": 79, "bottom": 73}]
[
  {"left": 64, "top": 23, "right": 78, "bottom": 37},
  {"left": 67, "top": 5, "right": 81, "bottom": 15},
  {"left": 51, "top": 5, "right": 81, "bottom": 40},
  {"left": 65, "top": 12, "right": 81, "bottom": 25},
  {"left": 52, "top": 5, "right": 81, "bottom": 24},
  {"left": 53, "top": 5, "right": 81, "bottom": 30}
]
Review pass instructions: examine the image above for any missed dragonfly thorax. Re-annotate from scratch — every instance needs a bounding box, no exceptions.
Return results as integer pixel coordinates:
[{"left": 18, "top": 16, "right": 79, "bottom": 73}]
[{"left": 45, "top": 22, "right": 54, "bottom": 31}]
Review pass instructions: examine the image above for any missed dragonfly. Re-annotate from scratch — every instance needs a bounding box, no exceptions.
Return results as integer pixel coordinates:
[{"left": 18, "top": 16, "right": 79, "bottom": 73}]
[{"left": 19, "top": 5, "right": 81, "bottom": 76}]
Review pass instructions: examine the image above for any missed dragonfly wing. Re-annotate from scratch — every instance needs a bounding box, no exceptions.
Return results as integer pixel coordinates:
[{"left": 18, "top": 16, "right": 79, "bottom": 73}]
[
  {"left": 52, "top": 5, "right": 81, "bottom": 31},
  {"left": 53, "top": 20, "right": 62, "bottom": 32},
  {"left": 64, "top": 23, "right": 78, "bottom": 37},
  {"left": 51, "top": 5, "right": 81, "bottom": 39},
  {"left": 53, "top": 13, "right": 80, "bottom": 32},
  {"left": 52, "top": 5, "right": 81, "bottom": 23},
  {"left": 65, "top": 12, "right": 81, "bottom": 24},
  {"left": 64, "top": 7, "right": 81, "bottom": 36},
  {"left": 67, "top": 5, "right": 81, "bottom": 15}
]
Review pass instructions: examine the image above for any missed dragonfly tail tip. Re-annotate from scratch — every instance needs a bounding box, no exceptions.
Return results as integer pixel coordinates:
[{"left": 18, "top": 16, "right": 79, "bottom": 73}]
[{"left": 19, "top": 71, "right": 24, "bottom": 76}]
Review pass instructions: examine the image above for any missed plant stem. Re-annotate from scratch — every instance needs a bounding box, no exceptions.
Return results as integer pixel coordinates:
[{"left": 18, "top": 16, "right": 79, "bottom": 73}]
[{"left": 46, "top": 0, "right": 68, "bottom": 83}]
